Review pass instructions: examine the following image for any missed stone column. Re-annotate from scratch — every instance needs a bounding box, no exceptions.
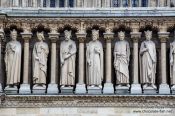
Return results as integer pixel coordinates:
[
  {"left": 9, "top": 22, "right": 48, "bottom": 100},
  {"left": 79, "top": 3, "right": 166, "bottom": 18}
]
[
  {"left": 19, "top": 32, "right": 32, "bottom": 94},
  {"left": 0, "top": 28, "right": 4, "bottom": 92},
  {"left": 139, "top": 0, "right": 141, "bottom": 6},
  {"left": 55, "top": 0, "right": 59, "bottom": 7},
  {"left": 75, "top": 32, "right": 87, "bottom": 94},
  {"left": 47, "top": 32, "right": 59, "bottom": 94},
  {"left": 22, "top": 0, "right": 28, "bottom": 7},
  {"left": 158, "top": 32, "right": 170, "bottom": 94},
  {"left": 76, "top": 0, "right": 82, "bottom": 7},
  {"left": 40, "top": 0, "right": 44, "bottom": 7},
  {"left": 33, "top": 0, "right": 37, "bottom": 7},
  {"left": 130, "top": 32, "right": 142, "bottom": 94},
  {"left": 103, "top": 32, "right": 114, "bottom": 94},
  {"left": 119, "top": 0, "right": 122, "bottom": 7},
  {"left": 65, "top": 0, "right": 68, "bottom": 7},
  {"left": 46, "top": 0, "right": 50, "bottom": 7}
]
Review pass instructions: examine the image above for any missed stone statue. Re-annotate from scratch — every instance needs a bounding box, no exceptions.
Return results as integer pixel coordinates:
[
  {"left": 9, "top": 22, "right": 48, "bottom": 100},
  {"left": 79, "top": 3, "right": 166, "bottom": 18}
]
[
  {"left": 170, "top": 38, "right": 175, "bottom": 88},
  {"left": 139, "top": 30, "right": 157, "bottom": 89},
  {"left": 114, "top": 31, "right": 130, "bottom": 87},
  {"left": 32, "top": 31, "right": 49, "bottom": 89},
  {"left": 86, "top": 29, "right": 103, "bottom": 87},
  {"left": 60, "top": 30, "right": 77, "bottom": 87},
  {"left": 4, "top": 29, "right": 21, "bottom": 89}
]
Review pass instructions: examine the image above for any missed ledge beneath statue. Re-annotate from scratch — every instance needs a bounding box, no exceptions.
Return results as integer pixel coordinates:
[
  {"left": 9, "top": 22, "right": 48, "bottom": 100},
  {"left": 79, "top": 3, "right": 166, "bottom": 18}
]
[{"left": 1, "top": 94, "right": 175, "bottom": 108}]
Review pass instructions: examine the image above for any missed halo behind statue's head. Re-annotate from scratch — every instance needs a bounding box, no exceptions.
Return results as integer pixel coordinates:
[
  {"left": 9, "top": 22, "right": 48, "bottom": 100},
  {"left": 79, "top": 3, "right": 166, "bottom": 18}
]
[
  {"left": 92, "top": 29, "right": 99, "bottom": 37},
  {"left": 118, "top": 31, "right": 125, "bottom": 37},
  {"left": 37, "top": 31, "right": 45, "bottom": 40}
]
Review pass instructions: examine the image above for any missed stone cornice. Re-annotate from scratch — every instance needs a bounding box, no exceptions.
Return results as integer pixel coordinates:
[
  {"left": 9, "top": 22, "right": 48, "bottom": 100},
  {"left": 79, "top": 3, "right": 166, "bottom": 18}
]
[
  {"left": 1, "top": 94, "right": 175, "bottom": 108},
  {"left": 1, "top": 7, "right": 175, "bottom": 17}
]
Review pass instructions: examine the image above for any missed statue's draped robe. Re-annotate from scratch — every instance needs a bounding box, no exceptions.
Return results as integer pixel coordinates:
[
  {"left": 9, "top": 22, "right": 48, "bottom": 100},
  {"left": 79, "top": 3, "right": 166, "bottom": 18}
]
[
  {"left": 60, "top": 40, "right": 76, "bottom": 85},
  {"left": 33, "top": 42, "right": 49, "bottom": 84},
  {"left": 140, "top": 40, "right": 157, "bottom": 84},
  {"left": 114, "top": 40, "right": 130, "bottom": 84},
  {"left": 5, "top": 41, "right": 21, "bottom": 85},
  {"left": 86, "top": 40, "right": 103, "bottom": 85},
  {"left": 170, "top": 41, "right": 175, "bottom": 85}
]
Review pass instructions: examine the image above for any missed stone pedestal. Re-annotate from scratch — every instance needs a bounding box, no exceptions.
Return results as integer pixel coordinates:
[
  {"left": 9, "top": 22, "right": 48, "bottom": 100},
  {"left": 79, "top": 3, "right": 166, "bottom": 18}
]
[
  {"left": 87, "top": 86, "right": 102, "bottom": 94},
  {"left": 4, "top": 86, "right": 18, "bottom": 94},
  {"left": 159, "top": 84, "right": 170, "bottom": 94},
  {"left": 47, "top": 84, "right": 59, "bottom": 94},
  {"left": 32, "top": 86, "right": 46, "bottom": 94},
  {"left": 130, "top": 84, "right": 142, "bottom": 94},
  {"left": 103, "top": 83, "right": 114, "bottom": 94},
  {"left": 143, "top": 87, "right": 157, "bottom": 94},
  {"left": 115, "top": 86, "right": 130, "bottom": 94},
  {"left": 60, "top": 86, "right": 74, "bottom": 94},
  {"left": 75, "top": 84, "right": 86, "bottom": 94},
  {"left": 19, "top": 84, "right": 31, "bottom": 94},
  {"left": 171, "top": 85, "right": 175, "bottom": 94},
  {"left": 0, "top": 84, "right": 2, "bottom": 93}
]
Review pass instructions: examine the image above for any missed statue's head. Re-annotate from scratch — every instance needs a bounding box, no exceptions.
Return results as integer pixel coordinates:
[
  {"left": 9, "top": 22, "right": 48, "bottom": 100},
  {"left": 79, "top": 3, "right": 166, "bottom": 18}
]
[
  {"left": 92, "top": 29, "right": 99, "bottom": 41},
  {"left": 64, "top": 30, "right": 72, "bottom": 41},
  {"left": 37, "top": 31, "right": 45, "bottom": 41},
  {"left": 118, "top": 31, "right": 125, "bottom": 40},
  {"left": 144, "top": 30, "right": 152, "bottom": 40},
  {"left": 10, "top": 29, "right": 17, "bottom": 41}
]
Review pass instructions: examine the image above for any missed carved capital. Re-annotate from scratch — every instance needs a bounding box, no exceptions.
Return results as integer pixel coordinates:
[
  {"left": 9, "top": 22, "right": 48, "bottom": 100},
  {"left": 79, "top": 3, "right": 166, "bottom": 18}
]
[
  {"left": 48, "top": 33, "right": 60, "bottom": 43},
  {"left": 21, "top": 23, "right": 31, "bottom": 33},
  {"left": 158, "top": 32, "right": 170, "bottom": 43},
  {"left": 76, "top": 33, "right": 87, "bottom": 43},
  {"left": 21, "top": 33, "right": 32, "bottom": 43},
  {"left": 103, "top": 33, "right": 114, "bottom": 42},
  {"left": 130, "top": 32, "right": 141, "bottom": 43},
  {"left": 49, "top": 24, "right": 58, "bottom": 34},
  {"left": 131, "top": 23, "right": 140, "bottom": 33}
]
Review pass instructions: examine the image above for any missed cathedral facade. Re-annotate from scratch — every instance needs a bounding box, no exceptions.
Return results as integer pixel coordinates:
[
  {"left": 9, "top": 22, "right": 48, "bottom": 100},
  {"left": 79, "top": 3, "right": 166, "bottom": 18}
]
[{"left": 0, "top": 0, "right": 175, "bottom": 115}]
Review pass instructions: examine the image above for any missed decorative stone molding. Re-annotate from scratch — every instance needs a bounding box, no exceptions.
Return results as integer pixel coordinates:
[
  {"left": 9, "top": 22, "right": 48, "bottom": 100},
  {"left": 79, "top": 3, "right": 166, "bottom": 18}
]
[
  {"left": 158, "top": 32, "right": 170, "bottom": 43},
  {"left": 130, "top": 32, "right": 141, "bottom": 43},
  {"left": 1, "top": 95, "right": 175, "bottom": 108}
]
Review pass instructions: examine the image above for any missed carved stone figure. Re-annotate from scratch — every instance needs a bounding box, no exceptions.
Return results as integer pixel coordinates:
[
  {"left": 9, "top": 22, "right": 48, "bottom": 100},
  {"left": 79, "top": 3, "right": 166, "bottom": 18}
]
[
  {"left": 86, "top": 29, "right": 103, "bottom": 87},
  {"left": 170, "top": 38, "right": 175, "bottom": 88},
  {"left": 4, "top": 29, "right": 21, "bottom": 88},
  {"left": 60, "top": 30, "right": 77, "bottom": 87},
  {"left": 114, "top": 31, "right": 130, "bottom": 87},
  {"left": 33, "top": 32, "right": 49, "bottom": 89},
  {"left": 139, "top": 30, "right": 157, "bottom": 89}
]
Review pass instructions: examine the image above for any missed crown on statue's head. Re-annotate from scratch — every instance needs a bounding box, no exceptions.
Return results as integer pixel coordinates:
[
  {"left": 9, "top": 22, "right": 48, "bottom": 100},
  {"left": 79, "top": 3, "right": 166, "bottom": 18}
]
[
  {"left": 11, "top": 29, "right": 17, "bottom": 35},
  {"left": 118, "top": 31, "right": 125, "bottom": 36},
  {"left": 144, "top": 30, "right": 152, "bottom": 35},
  {"left": 37, "top": 31, "right": 44, "bottom": 35},
  {"left": 64, "top": 30, "right": 72, "bottom": 34},
  {"left": 92, "top": 29, "right": 99, "bottom": 35}
]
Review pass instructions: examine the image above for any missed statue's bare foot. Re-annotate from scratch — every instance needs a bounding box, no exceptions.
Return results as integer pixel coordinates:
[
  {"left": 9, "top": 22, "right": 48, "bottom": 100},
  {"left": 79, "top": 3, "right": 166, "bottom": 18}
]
[
  {"left": 126, "top": 84, "right": 130, "bottom": 88},
  {"left": 143, "top": 84, "right": 148, "bottom": 89},
  {"left": 151, "top": 84, "right": 157, "bottom": 89}
]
